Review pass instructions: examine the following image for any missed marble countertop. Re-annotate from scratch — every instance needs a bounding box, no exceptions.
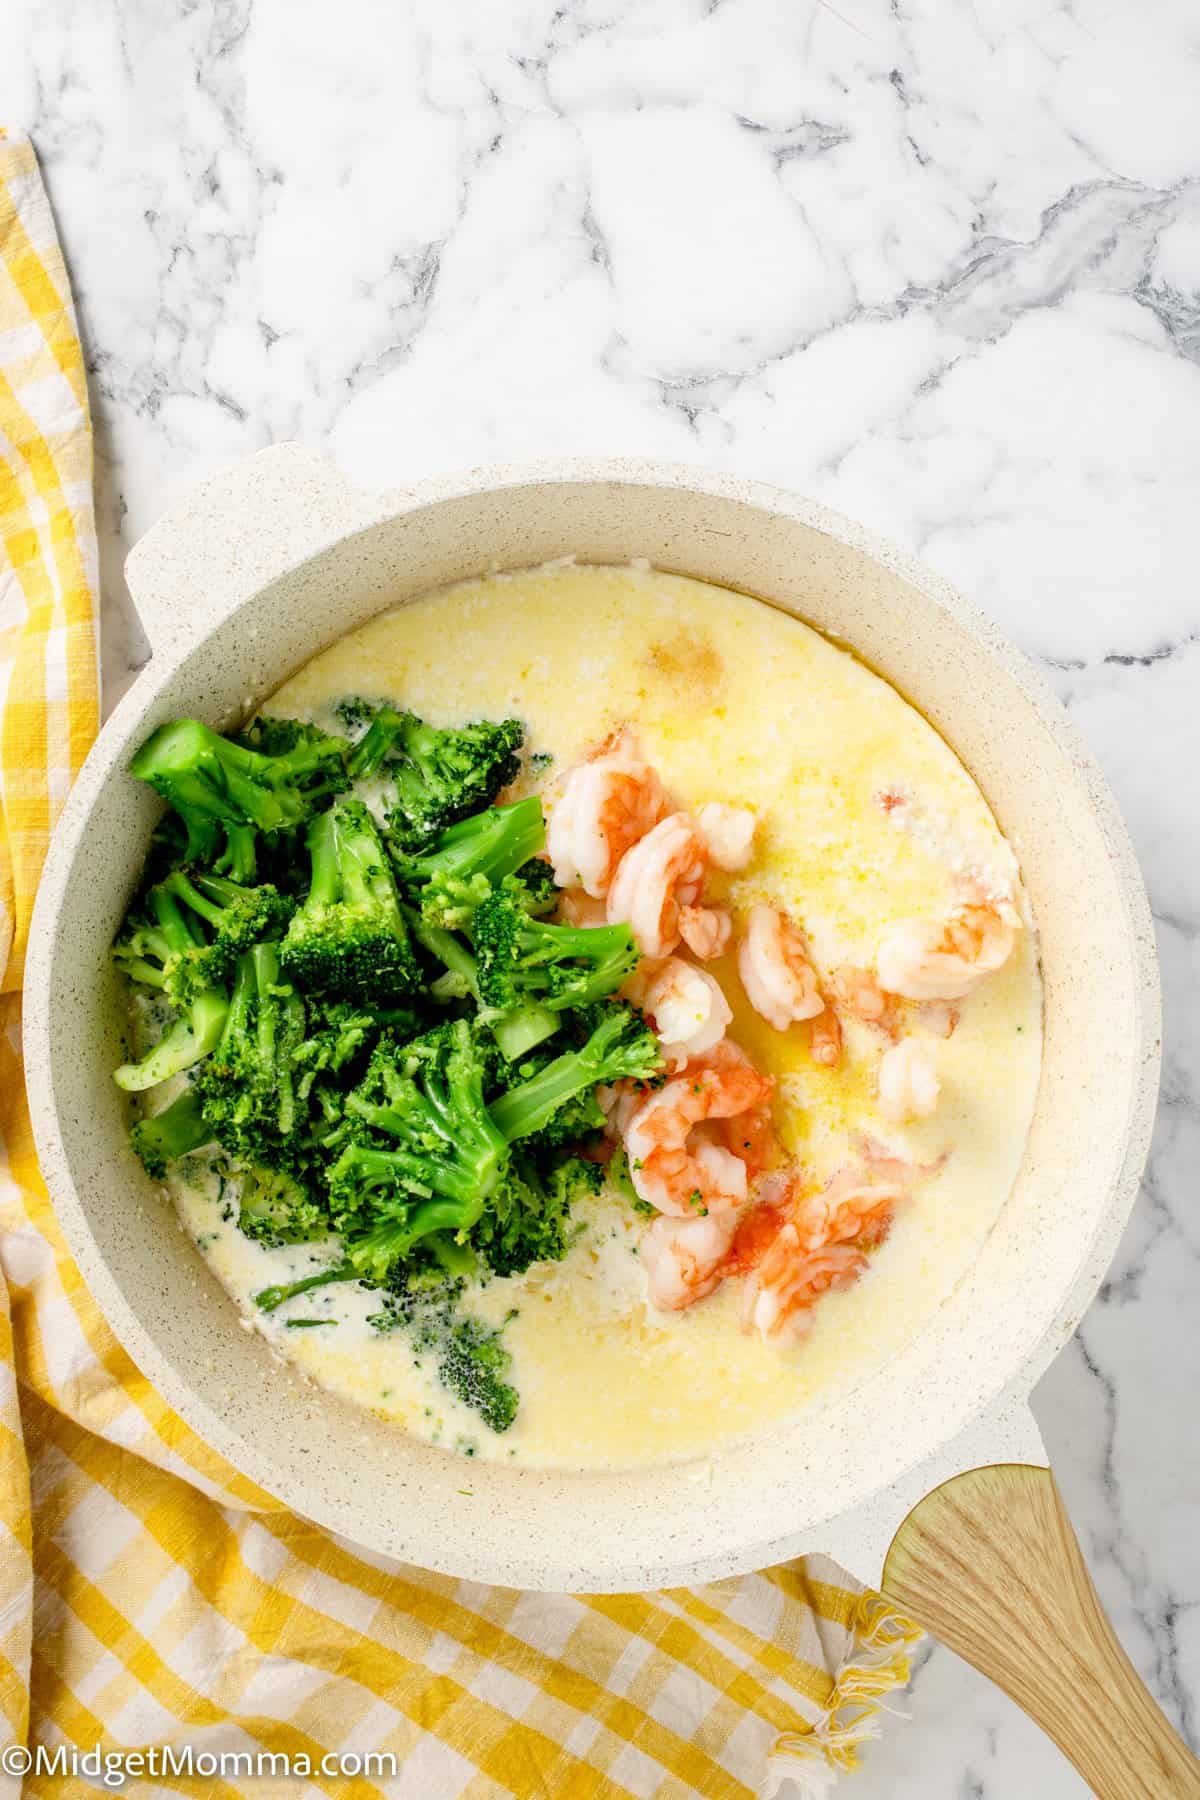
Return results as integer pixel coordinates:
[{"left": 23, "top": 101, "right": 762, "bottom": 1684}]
[{"left": 4, "top": 0, "right": 1198, "bottom": 1790}]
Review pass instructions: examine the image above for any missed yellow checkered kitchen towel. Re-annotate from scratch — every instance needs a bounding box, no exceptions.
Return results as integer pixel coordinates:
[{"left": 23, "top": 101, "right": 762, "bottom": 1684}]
[{"left": 0, "top": 131, "right": 921, "bottom": 1799}]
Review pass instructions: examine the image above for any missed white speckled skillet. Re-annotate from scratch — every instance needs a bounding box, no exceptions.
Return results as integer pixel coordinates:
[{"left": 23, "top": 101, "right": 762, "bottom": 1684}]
[{"left": 26, "top": 448, "right": 1193, "bottom": 1793}]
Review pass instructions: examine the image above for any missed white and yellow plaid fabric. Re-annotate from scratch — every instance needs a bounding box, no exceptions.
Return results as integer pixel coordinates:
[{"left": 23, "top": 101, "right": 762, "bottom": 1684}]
[{"left": 0, "top": 129, "right": 921, "bottom": 1799}]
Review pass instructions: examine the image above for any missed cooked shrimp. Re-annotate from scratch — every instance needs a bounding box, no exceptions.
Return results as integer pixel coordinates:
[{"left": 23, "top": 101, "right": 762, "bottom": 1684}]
[
  {"left": 643, "top": 958, "right": 732, "bottom": 1064},
  {"left": 545, "top": 728, "right": 665, "bottom": 898},
  {"left": 737, "top": 904, "right": 824, "bottom": 1032},
  {"left": 641, "top": 1209, "right": 737, "bottom": 1311},
  {"left": 623, "top": 1042, "right": 775, "bottom": 1216},
  {"left": 696, "top": 802, "right": 757, "bottom": 872},
  {"left": 731, "top": 1149, "right": 926, "bottom": 1342},
  {"left": 877, "top": 1038, "right": 940, "bottom": 1123},
  {"left": 809, "top": 1007, "right": 842, "bottom": 1067},
  {"left": 607, "top": 812, "right": 707, "bottom": 959},
  {"left": 741, "top": 1232, "right": 869, "bottom": 1343},
  {"left": 559, "top": 888, "right": 610, "bottom": 928},
  {"left": 918, "top": 1000, "right": 958, "bottom": 1039},
  {"left": 679, "top": 903, "right": 732, "bottom": 960},
  {"left": 791, "top": 1164, "right": 908, "bottom": 1252},
  {"left": 830, "top": 964, "right": 897, "bottom": 1031},
  {"left": 876, "top": 881, "right": 1021, "bottom": 1001}
]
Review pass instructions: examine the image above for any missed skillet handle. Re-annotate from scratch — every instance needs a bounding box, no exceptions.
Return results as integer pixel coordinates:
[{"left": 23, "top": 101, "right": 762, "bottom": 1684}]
[{"left": 880, "top": 1464, "right": 1200, "bottom": 1798}]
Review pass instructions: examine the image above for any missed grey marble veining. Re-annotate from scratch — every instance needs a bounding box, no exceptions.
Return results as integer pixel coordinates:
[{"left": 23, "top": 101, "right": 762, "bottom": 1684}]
[{"left": 3, "top": 0, "right": 1198, "bottom": 1791}]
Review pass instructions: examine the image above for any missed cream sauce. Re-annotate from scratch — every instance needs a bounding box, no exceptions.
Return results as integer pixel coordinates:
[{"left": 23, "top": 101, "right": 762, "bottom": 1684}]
[{"left": 161, "top": 563, "right": 1043, "bottom": 1469}]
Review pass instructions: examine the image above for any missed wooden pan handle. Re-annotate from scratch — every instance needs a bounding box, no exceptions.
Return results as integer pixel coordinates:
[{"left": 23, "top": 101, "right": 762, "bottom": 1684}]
[{"left": 879, "top": 1464, "right": 1200, "bottom": 1798}]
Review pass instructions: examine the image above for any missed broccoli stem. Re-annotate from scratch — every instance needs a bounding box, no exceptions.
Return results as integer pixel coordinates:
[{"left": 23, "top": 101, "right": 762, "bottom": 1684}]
[
  {"left": 254, "top": 1262, "right": 358, "bottom": 1313},
  {"left": 489, "top": 1008, "right": 660, "bottom": 1143},
  {"left": 404, "top": 908, "right": 480, "bottom": 998},
  {"left": 403, "top": 907, "right": 559, "bottom": 1056},
  {"left": 345, "top": 705, "right": 406, "bottom": 781},
  {"left": 428, "top": 1232, "right": 478, "bottom": 1278},
  {"left": 131, "top": 1088, "right": 212, "bottom": 1176},
  {"left": 399, "top": 797, "right": 545, "bottom": 891},
  {"left": 343, "top": 1189, "right": 491, "bottom": 1275},
  {"left": 115, "top": 990, "right": 229, "bottom": 1092},
  {"left": 491, "top": 1005, "right": 559, "bottom": 1062}
]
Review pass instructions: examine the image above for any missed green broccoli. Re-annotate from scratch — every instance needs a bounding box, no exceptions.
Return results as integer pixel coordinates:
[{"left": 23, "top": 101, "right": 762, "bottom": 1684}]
[
  {"left": 113, "top": 882, "right": 208, "bottom": 1001},
  {"left": 395, "top": 796, "right": 546, "bottom": 903},
  {"left": 129, "top": 716, "right": 349, "bottom": 882},
  {"left": 329, "top": 1019, "right": 509, "bottom": 1279},
  {"left": 114, "top": 870, "right": 293, "bottom": 1011},
  {"left": 474, "top": 889, "right": 638, "bottom": 1015},
  {"left": 280, "top": 799, "right": 420, "bottom": 999},
  {"left": 114, "top": 982, "right": 229, "bottom": 1093},
  {"left": 254, "top": 1260, "right": 358, "bottom": 1313},
  {"left": 291, "top": 995, "right": 420, "bottom": 1106},
  {"left": 130, "top": 1087, "right": 213, "bottom": 1177},
  {"left": 417, "top": 859, "right": 560, "bottom": 935},
  {"left": 489, "top": 1004, "right": 663, "bottom": 1144},
  {"left": 473, "top": 1152, "right": 602, "bottom": 1277},
  {"left": 193, "top": 944, "right": 306, "bottom": 1162},
  {"left": 342, "top": 703, "right": 409, "bottom": 782},
  {"left": 371, "top": 711, "right": 524, "bottom": 848},
  {"left": 434, "top": 1315, "right": 518, "bottom": 1434},
  {"left": 238, "top": 1164, "right": 328, "bottom": 1247}
]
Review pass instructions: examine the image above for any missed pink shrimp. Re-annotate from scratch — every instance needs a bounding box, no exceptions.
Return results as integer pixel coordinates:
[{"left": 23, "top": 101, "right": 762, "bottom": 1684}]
[
  {"left": 876, "top": 881, "right": 1021, "bottom": 1001},
  {"left": 877, "top": 1037, "right": 940, "bottom": 1122},
  {"left": 738, "top": 904, "right": 842, "bottom": 1066},
  {"left": 790, "top": 1165, "right": 908, "bottom": 1253},
  {"left": 545, "top": 728, "right": 666, "bottom": 898},
  {"left": 737, "top": 904, "right": 823, "bottom": 1030},
  {"left": 740, "top": 1231, "right": 869, "bottom": 1343},
  {"left": 559, "top": 888, "right": 610, "bottom": 928},
  {"left": 623, "top": 1041, "right": 775, "bottom": 1216},
  {"left": 728, "top": 1145, "right": 935, "bottom": 1343},
  {"left": 678, "top": 903, "right": 733, "bottom": 960},
  {"left": 696, "top": 802, "right": 757, "bottom": 871},
  {"left": 641, "top": 1209, "right": 738, "bottom": 1311},
  {"left": 643, "top": 957, "right": 732, "bottom": 1064},
  {"left": 830, "top": 964, "right": 898, "bottom": 1033},
  {"left": 607, "top": 812, "right": 707, "bottom": 959}
]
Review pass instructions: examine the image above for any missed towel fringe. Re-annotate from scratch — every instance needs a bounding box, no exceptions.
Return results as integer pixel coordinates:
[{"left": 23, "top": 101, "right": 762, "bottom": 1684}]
[{"left": 761, "top": 1594, "right": 922, "bottom": 1797}]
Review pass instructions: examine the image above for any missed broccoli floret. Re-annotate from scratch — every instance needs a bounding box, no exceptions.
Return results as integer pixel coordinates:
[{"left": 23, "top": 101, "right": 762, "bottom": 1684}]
[
  {"left": 343, "top": 703, "right": 409, "bottom": 782},
  {"left": 365, "top": 1278, "right": 519, "bottom": 1432},
  {"left": 434, "top": 1315, "right": 519, "bottom": 1434},
  {"left": 489, "top": 1004, "right": 663, "bottom": 1144},
  {"left": 375, "top": 712, "right": 524, "bottom": 848},
  {"left": 114, "top": 871, "right": 293, "bottom": 1009},
  {"left": 509, "top": 858, "right": 559, "bottom": 917},
  {"left": 238, "top": 1164, "right": 327, "bottom": 1247},
  {"left": 163, "top": 869, "right": 294, "bottom": 958},
  {"left": 419, "top": 858, "right": 559, "bottom": 935},
  {"left": 474, "top": 889, "right": 638, "bottom": 1015},
  {"left": 193, "top": 944, "right": 306, "bottom": 1162},
  {"left": 114, "top": 985, "right": 229, "bottom": 1092},
  {"left": 130, "top": 1087, "right": 213, "bottom": 1177},
  {"left": 334, "top": 696, "right": 375, "bottom": 733},
  {"left": 129, "top": 716, "right": 349, "bottom": 881},
  {"left": 511, "top": 1081, "right": 607, "bottom": 1152},
  {"left": 280, "top": 799, "right": 420, "bottom": 999},
  {"left": 329, "top": 1019, "right": 509, "bottom": 1280},
  {"left": 238, "top": 714, "right": 352, "bottom": 777},
  {"left": 291, "top": 996, "right": 419, "bottom": 1105},
  {"left": 474, "top": 1152, "right": 602, "bottom": 1277},
  {"left": 396, "top": 797, "right": 546, "bottom": 901},
  {"left": 113, "top": 882, "right": 208, "bottom": 1000}
]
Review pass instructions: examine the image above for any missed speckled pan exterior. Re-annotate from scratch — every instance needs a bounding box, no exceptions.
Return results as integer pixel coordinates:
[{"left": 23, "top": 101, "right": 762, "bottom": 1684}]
[{"left": 24, "top": 447, "right": 1160, "bottom": 1593}]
